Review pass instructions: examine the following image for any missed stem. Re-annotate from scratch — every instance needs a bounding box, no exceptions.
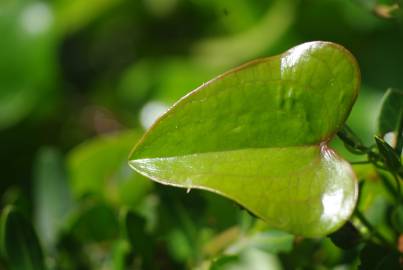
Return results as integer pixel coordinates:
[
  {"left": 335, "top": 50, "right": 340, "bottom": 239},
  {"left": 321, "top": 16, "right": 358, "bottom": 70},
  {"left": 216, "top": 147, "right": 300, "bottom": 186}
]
[
  {"left": 395, "top": 110, "right": 403, "bottom": 156},
  {"left": 337, "top": 125, "right": 368, "bottom": 154},
  {"left": 349, "top": 160, "right": 371, "bottom": 165},
  {"left": 355, "top": 210, "right": 393, "bottom": 248},
  {"left": 393, "top": 173, "right": 402, "bottom": 202}
]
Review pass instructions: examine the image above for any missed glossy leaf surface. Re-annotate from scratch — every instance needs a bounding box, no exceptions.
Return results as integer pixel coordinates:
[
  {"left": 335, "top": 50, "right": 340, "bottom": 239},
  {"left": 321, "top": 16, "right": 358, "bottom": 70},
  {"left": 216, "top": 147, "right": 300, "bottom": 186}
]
[{"left": 129, "top": 41, "right": 360, "bottom": 237}]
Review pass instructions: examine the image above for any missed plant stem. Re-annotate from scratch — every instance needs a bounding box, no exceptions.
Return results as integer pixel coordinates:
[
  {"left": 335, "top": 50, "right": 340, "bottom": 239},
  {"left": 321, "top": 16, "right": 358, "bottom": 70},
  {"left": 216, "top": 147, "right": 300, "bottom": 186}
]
[
  {"left": 355, "top": 210, "right": 393, "bottom": 248},
  {"left": 393, "top": 173, "right": 402, "bottom": 202},
  {"left": 395, "top": 110, "right": 403, "bottom": 156},
  {"left": 350, "top": 160, "right": 371, "bottom": 165}
]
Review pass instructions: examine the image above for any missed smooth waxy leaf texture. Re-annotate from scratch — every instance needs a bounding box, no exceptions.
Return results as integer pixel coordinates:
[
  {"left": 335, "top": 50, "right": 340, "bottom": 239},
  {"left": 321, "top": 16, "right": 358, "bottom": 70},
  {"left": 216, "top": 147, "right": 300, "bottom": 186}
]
[{"left": 129, "top": 41, "right": 360, "bottom": 237}]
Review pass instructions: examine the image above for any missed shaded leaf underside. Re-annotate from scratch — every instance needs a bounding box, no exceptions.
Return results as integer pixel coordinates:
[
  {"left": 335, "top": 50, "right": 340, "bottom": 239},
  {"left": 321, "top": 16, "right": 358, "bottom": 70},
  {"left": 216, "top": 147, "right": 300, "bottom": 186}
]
[{"left": 130, "top": 145, "right": 356, "bottom": 237}]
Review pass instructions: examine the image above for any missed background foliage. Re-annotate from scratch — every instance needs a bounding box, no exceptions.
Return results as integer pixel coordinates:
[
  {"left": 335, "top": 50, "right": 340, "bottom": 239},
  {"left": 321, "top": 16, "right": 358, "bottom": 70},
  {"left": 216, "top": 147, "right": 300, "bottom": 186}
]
[{"left": 0, "top": 0, "right": 402, "bottom": 269}]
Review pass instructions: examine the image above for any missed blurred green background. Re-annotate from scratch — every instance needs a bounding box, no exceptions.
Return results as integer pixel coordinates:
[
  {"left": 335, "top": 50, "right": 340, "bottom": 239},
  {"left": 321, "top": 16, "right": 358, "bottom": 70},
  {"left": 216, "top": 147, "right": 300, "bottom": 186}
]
[{"left": 0, "top": 0, "right": 402, "bottom": 269}]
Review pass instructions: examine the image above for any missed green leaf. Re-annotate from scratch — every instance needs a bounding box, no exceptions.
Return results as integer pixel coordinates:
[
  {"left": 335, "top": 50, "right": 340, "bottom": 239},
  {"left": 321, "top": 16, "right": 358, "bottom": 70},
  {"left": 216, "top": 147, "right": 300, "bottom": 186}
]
[
  {"left": 33, "top": 147, "right": 74, "bottom": 248},
  {"left": 0, "top": 206, "right": 46, "bottom": 270},
  {"left": 377, "top": 88, "right": 403, "bottom": 156},
  {"left": 129, "top": 41, "right": 360, "bottom": 237},
  {"left": 68, "top": 131, "right": 153, "bottom": 207},
  {"left": 377, "top": 88, "right": 403, "bottom": 151},
  {"left": 67, "top": 201, "right": 119, "bottom": 243},
  {"left": 375, "top": 136, "right": 401, "bottom": 172}
]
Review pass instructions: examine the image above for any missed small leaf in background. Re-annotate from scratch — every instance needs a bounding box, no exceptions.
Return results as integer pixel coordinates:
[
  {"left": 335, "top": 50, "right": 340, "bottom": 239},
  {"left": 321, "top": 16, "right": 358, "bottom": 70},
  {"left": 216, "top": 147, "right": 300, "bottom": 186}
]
[
  {"left": 67, "top": 201, "right": 119, "bottom": 243},
  {"left": 0, "top": 206, "right": 46, "bottom": 270},
  {"left": 377, "top": 88, "right": 403, "bottom": 150},
  {"left": 358, "top": 242, "right": 400, "bottom": 270},
  {"left": 375, "top": 136, "right": 401, "bottom": 173},
  {"left": 328, "top": 221, "right": 361, "bottom": 249},
  {"left": 68, "top": 131, "right": 153, "bottom": 207},
  {"left": 129, "top": 41, "right": 360, "bottom": 237},
  {"left": 34, "top": 147, "right": 74, "bottom": 248}
]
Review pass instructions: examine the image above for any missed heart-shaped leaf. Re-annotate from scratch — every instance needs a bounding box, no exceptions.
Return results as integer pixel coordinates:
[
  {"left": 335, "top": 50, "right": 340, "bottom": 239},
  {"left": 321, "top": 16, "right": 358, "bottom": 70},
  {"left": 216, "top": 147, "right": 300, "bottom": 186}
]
[{"left": 129, "top": 41, "right": 360, "bottom": 237}]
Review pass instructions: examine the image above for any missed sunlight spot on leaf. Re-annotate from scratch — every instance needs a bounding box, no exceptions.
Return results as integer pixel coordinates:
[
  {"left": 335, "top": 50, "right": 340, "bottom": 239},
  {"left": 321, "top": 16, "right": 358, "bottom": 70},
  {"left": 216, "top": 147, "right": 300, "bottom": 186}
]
[
  {"left": 322, "top": 189, "right": 344, "bottom": 223},
  {"left": 281, "top": 42, "right": 317, "bottom": 70}
]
